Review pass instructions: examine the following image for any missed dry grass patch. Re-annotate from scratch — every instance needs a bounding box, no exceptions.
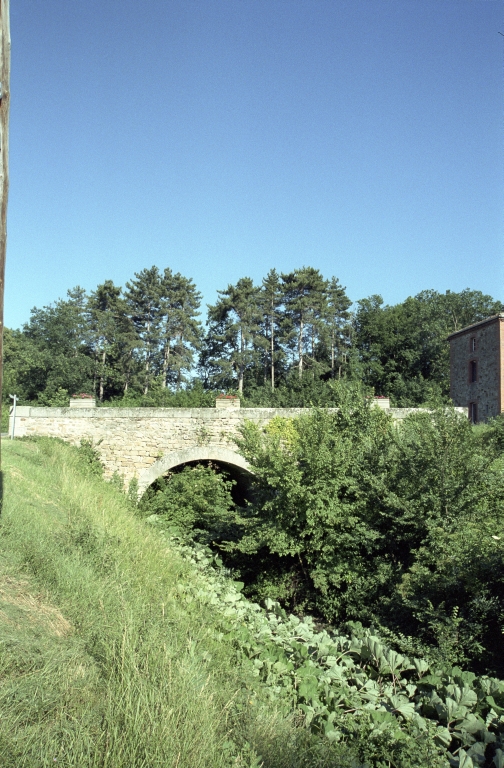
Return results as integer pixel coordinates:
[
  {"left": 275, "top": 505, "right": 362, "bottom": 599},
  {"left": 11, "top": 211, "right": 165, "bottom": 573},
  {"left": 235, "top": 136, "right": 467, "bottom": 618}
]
[{"left": 0, "top": 571, "right": 72, "bottom": 636}]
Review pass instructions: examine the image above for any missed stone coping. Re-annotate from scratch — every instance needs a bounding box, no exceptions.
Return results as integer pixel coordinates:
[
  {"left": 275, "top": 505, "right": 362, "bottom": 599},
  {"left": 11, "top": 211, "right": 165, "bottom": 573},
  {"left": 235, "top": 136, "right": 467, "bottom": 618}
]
[
  {"left": 14, "top": 406, "right": 325, "bottom": 419},
  {"left": 14, "top": 405, "right": 467, "bottom": 420}
]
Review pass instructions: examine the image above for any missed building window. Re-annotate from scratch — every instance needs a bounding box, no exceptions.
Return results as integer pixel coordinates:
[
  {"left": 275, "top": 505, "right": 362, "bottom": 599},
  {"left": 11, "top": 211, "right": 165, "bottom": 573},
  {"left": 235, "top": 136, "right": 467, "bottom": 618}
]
[
  {"left": 469, "top": 360, "right": 477, "bottom": 383},
  {"left": 469, "top": 401, "right": 478, "bottom": 424},
  {"left": 470, "top": 336, "right": 476, "bottom": 353}
]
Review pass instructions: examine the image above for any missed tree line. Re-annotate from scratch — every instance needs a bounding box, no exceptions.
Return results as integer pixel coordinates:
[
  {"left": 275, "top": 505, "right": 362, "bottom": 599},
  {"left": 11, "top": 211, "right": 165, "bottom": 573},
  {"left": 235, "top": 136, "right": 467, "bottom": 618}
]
[{"left": 3, "top": 264, "right": 501, "bottom": 407}]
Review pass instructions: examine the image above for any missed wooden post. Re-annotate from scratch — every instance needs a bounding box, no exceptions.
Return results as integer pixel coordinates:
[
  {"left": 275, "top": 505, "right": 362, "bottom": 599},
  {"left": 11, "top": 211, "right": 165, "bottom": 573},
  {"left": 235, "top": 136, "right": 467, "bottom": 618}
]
[{"left": 0, "top": 0, "right": 10, "bottom": 467}]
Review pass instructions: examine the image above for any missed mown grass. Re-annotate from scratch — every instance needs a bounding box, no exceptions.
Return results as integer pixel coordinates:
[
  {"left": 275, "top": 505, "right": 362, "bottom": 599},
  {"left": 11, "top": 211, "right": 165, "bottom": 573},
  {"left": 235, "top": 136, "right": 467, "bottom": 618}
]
[{"left": 0, "top": 438, "right": 353, "bottom": 768}]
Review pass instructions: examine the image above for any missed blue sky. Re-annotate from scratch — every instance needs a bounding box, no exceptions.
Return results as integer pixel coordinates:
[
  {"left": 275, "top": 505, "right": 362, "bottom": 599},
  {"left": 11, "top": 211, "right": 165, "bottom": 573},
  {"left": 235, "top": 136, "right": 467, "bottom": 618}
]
[{"left": 6, "top": 0, "right": 504, "bottom": 329}]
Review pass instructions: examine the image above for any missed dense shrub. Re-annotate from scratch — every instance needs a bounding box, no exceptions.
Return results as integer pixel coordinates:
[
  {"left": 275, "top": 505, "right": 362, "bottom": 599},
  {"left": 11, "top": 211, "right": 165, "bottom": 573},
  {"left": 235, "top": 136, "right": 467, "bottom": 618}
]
[
  {"left": 140, "top": 388, "right": 504, "bottom": 675},
  {"left": 223, "top": 389, "right": 504, "bottom": 676},
  {"left": 139, "top": 463, "right": 236, "bottom": 544}
]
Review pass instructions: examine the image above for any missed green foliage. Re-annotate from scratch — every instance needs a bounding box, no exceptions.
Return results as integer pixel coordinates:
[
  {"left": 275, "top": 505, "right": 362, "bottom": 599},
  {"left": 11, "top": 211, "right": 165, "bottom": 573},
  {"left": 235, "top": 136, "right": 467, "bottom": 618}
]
[
  {"left": 76, "top": 439, "right": 104, "bottom": 478},
  {"left": 3, "top": 438, "right": 358, "bottom": 768},
  {"left": 124, "top": 265, "right": 203, "bottom": 396},
  {"left": 23, "top": 287, "right": 96, "bottom": 403},
  {"left": 4, "top": 290, "right": 95, "bottom": 404},
  {"left": 140, "top": 463, "right": 236, "bottom": 543},
  {"left": 479, "top": 414, "right": 504, "bottom": 456},
  {"left": 127, "top": 476, "right": 139, "bottom": 506},
  {"left": 201, "top": 268, "right": 351, "bottom": 393},
  {"left": 5, "top": 436, "right": 504, "bottom": 767},
  {"left": 1, "top": 402, "right": 8, "bottom": 431},
  {"left": 203, "top": 277, "right": 261, "bottom": 394},
  {"left": 230, "top": 396, "right": 504, "bottom": 676},
  {"left": 6, "top": 267, "right": 203, "bottom": 405},
  {"left": 88, "top": 279, "right": 136, "bottom": 401},
  {"left": 4, "top": 269, "right": 500, "bottom": 409},
  {"left": 230, "top": 382, "right": 395, "bottom": 618},
  {"left": 37, "top": 385, "right": 70, "bottom": 406},
  {"left": 2, "top": 327, "right": 47, "bottom": 403},
  {"left": 353, "top": 289, "right": 501, "bottom": 405},
  {"left": 160, "top": 537, "right": 504, "bottom": 768},
  {"left": 109, "top": 470, "right": 124, "bottom": 491},
  {"left": 242, "top": 374, "right": 371, "bottom": 408},
  {"left": 379, "top": 410, "right": 504, "bottom": 673},
  {"left": 159, "top": 268, "right": 203, "bottom": 390},
  {"left": 109, "top": 377, "right": 216, "bottom": 407}
]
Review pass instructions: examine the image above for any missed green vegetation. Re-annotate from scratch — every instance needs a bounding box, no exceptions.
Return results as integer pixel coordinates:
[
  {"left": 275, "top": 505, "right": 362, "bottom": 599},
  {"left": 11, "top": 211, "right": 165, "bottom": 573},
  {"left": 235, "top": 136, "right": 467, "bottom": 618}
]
[
  {"left": 153, "top": 538, "right": 504, "bottom": 768},
  {"left": 140, "top": 462, "right": 236, "bottom": 544},
  {"left": 1, "top": 403, "right": 8, "bottom": 432},
  {"left": 0, "top": 438, "right": 338, "bottom": 767},
  {"left": 352, "top": 289, "right": 502, "bottom": 406},
  {"left": 141, "top": 386, "right": 504, "bottom": 678},
  {"left": 3, "top": 264, "right": 500, "bottom": 408},
  {"left": 230, "top": 393, "right": 504, "bottom": 678},
  {"left": 2, "top": 263, "right": 503, "bottom": 765},
  {"left": 3, "top": 421, "right": 504, "bottom": 765}
]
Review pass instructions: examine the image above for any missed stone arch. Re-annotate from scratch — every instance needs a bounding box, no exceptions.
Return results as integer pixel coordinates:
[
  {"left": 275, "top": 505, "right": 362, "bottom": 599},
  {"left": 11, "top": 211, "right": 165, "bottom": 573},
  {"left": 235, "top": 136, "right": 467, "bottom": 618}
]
[{"left": 137, "top": 446, "right": 252, "bottom": 494}]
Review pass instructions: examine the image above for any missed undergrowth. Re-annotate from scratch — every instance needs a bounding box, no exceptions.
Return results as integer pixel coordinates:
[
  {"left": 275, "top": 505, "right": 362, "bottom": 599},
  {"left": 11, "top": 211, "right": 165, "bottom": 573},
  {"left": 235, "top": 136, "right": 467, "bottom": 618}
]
[
  {"left": 0, "top": 438, "right": 356, "bottom": 768},
  {"left": 2, "top": 437, "right": 503, "bottom": 767}
]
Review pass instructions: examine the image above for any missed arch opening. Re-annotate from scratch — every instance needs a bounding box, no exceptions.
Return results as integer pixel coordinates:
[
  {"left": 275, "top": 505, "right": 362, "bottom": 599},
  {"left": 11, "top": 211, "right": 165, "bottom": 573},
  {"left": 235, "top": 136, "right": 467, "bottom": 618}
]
[
  {"left": 149, "top": 458, "right": 252, "bottom": 506},
  {"left": 137, "top": 446, "right": 253, "bottom": 497}
]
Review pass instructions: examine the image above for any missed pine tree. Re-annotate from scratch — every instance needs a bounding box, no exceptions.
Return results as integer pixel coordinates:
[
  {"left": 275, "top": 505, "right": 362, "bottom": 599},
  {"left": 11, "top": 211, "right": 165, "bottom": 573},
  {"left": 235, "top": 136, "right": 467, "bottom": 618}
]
[
  {"left": 258, "top": 269, "right": 284, "bottom": 391},
  {"left": 124, "top": 267, "right": 162, "bottom": 395},
  {"left": 323, "top": 277, "right": 352, "bottom": 378},
  {"left": 88, "top": 281, "right": 135, "bottom": 401},
  {"left": 281, "top": 267, "right": 328, "bottom": 378},
  {"left": 159, "top": 269, "right": 202, "bottom": 390},
  {"left": 205, "top": 278, "right": 261, "bottom": 393}
]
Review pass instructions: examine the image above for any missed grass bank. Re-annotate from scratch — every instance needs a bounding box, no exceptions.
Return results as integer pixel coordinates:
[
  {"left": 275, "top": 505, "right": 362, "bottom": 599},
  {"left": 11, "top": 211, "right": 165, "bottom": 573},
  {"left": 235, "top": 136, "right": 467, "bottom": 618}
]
[
  {"left": 5, "top": 437, "right": 495, "bottom": 768},
  {"left": 0, "top": 438, "right": 347, "bottom": 768}
]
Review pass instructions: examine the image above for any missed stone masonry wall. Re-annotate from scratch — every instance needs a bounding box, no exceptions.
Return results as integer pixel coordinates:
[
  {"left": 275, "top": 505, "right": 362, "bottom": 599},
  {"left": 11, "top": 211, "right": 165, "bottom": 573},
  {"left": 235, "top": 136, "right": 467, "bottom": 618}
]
[{"left": 449, "top": 316, "right": 503, "bottom": 421}]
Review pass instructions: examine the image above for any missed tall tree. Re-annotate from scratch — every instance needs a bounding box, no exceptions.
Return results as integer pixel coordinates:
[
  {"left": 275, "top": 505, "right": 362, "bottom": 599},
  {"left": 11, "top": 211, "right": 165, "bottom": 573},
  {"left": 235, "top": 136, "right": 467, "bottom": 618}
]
[
  {"left": 323, "top": 277, "right": 351, "bottom": 378},
  {"left": 23, "top": 287, "right": 94, "bottom": 401},
  {"left": 159, "top": 269, "right": 202, "bottom": 390},
  {"left": 258, "top": 269, "right": 284, "bottom": 391},
  {"left": 205, "top": 278, "right": 261, "bottom": 393},
  {"left": 124, "top": 267, "right": 162, "bottom": 395},
  {"left": 2, "top": 327, "right": 46, "bottom": 403},
  {"left": 88, "top": 280, "right": 134, "bottom": 401},
  {"left": 353, "top": 289, "right": 502, "bottom": 405},
  {"left": 281, "top": 267, "right": 328, "bottom": 378}
]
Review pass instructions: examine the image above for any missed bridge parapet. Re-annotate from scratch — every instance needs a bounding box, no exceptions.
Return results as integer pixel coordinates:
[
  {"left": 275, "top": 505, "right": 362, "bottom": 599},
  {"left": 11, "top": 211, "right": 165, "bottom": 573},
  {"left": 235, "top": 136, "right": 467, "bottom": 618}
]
[{"left": 10, "top": 404, "right": 467, "bottom": 491}]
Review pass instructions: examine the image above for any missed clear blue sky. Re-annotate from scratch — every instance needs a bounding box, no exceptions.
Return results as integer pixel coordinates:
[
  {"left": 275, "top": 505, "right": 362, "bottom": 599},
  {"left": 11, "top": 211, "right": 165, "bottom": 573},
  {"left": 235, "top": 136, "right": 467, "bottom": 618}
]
[{"left": 6, "top": 0, "right": 504, "bottom": 329}]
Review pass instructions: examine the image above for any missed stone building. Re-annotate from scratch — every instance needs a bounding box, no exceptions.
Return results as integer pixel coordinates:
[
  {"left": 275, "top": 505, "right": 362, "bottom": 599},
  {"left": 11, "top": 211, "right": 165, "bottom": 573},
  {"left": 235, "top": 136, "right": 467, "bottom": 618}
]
[{"left": 447, "top": 313, "right": 504, "bottom": 423}]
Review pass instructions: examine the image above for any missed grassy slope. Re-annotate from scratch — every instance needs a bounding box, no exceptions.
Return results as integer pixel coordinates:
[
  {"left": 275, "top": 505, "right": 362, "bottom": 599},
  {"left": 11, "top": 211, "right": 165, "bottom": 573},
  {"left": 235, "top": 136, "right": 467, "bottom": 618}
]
[{"left": 0, "top": 438, "right": 328, "bottom": 768}]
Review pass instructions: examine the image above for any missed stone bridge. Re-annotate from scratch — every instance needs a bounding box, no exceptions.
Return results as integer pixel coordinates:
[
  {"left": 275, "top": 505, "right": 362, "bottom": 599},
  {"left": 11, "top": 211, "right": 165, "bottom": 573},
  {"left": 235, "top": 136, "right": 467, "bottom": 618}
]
[
  {"left": 10, "top": 398, "right": 465, "bottom": 494},
  {"left": 10, "top": 401, "right": 307, "bottom": 492}
]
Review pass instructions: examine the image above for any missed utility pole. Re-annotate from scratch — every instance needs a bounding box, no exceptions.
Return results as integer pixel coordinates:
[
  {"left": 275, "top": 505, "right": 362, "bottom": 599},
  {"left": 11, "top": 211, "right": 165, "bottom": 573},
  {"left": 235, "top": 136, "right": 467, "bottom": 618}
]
[{"left": 0, "top": 0, "right": 10, "bottom": 468}]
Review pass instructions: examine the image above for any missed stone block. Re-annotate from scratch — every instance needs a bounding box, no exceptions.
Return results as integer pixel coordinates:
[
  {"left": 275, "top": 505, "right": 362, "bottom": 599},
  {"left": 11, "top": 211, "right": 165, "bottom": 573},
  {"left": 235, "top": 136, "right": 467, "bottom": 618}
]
[
  {"left": 69, "top": 399, "right": 96, "bottom": 408},
  {"left": 215, "top": 396, "right": 240, "bottom": 409}
]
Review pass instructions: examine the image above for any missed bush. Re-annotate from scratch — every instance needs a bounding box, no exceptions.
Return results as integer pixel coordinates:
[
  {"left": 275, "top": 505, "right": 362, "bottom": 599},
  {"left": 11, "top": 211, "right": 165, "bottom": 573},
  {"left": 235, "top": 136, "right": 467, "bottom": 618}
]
[
  {"left": 139, "top": 463, "right": 236, "bottom": 544},
  {"left": 109, "top": 379, "right": 216, "bottom": 408},
  {"left": 228, "top": 399, "right": 504, "bottom": 675},
  {"left": 76, "top": 439, "right": 104, "bottom": 477}
]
